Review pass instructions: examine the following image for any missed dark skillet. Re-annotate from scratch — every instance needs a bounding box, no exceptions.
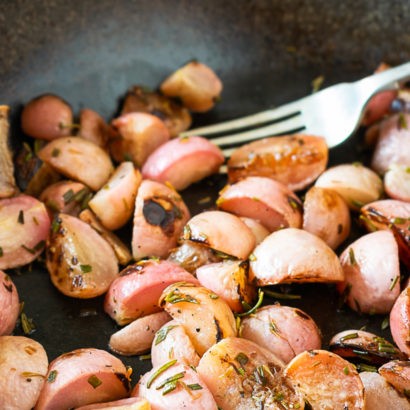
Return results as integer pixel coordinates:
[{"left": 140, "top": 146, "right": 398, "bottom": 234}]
[{"left": 1, "top": 0, "right": 410, "bottom": 384}]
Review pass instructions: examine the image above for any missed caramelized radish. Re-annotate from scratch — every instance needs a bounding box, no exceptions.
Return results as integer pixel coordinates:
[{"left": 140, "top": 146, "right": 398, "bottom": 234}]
[
  {"left": 46, "top": 214, "right": 119, "bottom": 298},
  {"left": 38, "top": 137, "right": 114, "bottom": 191},
  {"left": 111, "top": 112, "right": 170, "bottom": 167},
  {"left": 160, "top": 61, "right": 222, "bottom": 112},
  {"left": 0, "top": 194, "right": 50, "bottom": 270},
  {"left": 89, "top": 162, "right": 141, "bottom": 230}
]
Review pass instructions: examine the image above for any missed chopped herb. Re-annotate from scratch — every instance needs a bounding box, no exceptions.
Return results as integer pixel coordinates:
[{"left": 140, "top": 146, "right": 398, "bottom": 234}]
[
  {"left": 80, "top": 264, "right": 92, "bottom": 273},
  {"left": 287, "top": 195, "right": 301, "bottom": 211},
  {"left": 187, "top": 383, "right": 203, "bottom": 390},
  {"left": 349, "top": 248, "right": 357, "bottom": 266},
  {"left": 398, "top": 112, "right": 408, "bottom": 129},
  {"left": 229, "top": 362, "right": 245, "bottom": 376},
  {"left": 356, "top": 363, "right": 377, "bottom": 373},
  {"left": 183, "top": 224, "right": 192, "bottom": 239},
  {"left": 377, "top": 343, "right": 397, "bottom": 354},
  {"left": 51, "top": 217, "right": 61, "bottom": 233},
  {"left": 235, "top": 352, "right": 249, "bottom": 368},
  {"left": 155, "top": 372, "right": 185, "bottom": 390},
  {"left": 391, "top": 217, "right": 405, "bottom": 225},
  {"left": 147, "top": 359, "right": 177, "bottom": 388},
  {"left": 197, "top": 196, "right": 211, "bottom": 205},
  {"left": 350, "top": 199, "right": 364, "bottom": 209},
  {"left": 47, "top": 370, "right": 58, "bottom": 383},
  {"left": 18, "top": 210, "right": 25, "bottom": 224},
  {"left": 63, "top": 189, "right": 75, "bottom": 204},
  {"left": 21, "top": 312, "right": 36, "bottom": 335},
  {"left": 254, "top": 365, "right": 268, "bottom": 386},
  {"left": 209, "top": 293, "right": 219, "bottom": 300},
  {"left": 311, "top": 75, "right": 324, "bottom": 93},
  {"left": 139, "top": 353, "right": 152, "bottom": 361},
  {"left": 51, "top": 148, "right": 61, "bottom": 157},
  {"left": 155, "top": 325, "right": 177, "bottom": 345},
  {"left": 381, "top": 317, "right": 389, "bottom": 330},
  {"left": 270, "top": 320, "right": 280, "bottom": 336},
  {"left": 389, "top": 275, "right": 399, "bottom": 291},
  {"left": 88, "top": 375, "right": 102, "bottom": 388},
  {"left": 164, "top": 290, "right": 199, "bottom": 305},
  {"left": 249, "top": 253, "right": 257, "bottom": 262},
  {"left": 340, "top": 332, "right": 359, "bottom": 342},
  {"left": 162, "top": 381, "right": 178, "bottom": 395},
  {"left": 237, "top": 288, "right": 264, "bottom": 317},
  {"left": 343, "top": 366, "right": 349, "bottom": 375},
  {"left": 264, "top": 289, "right": 301, "bottom": 300},
  {"left": 21, "top": 241, "right": 45, "bottom": 255},
  {"left": 21, "top": 371, "right": 45, "bottom": 379}
]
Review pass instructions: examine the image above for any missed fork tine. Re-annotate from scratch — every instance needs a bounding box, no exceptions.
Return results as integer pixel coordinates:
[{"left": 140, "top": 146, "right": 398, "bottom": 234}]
[
  {"left": 180, "top": 99, "right": 302, "bottom": 137},
  {"left": 211, "top": 114, "right": 305, "bottom": 149}
]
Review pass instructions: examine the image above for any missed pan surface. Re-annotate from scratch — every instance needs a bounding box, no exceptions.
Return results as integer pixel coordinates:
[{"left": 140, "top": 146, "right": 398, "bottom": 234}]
[{"left": 2, "top": 0, "right": 410, "bottom": 385}]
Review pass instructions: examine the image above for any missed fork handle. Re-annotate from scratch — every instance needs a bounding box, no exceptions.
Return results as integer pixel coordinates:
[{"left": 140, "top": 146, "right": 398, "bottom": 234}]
[{"left": 357, "top": 61, "right": 410, "bottom": 94}]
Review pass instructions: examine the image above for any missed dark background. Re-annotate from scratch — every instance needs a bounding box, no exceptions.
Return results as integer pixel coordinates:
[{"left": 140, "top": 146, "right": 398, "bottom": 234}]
[{"left": 1, "top": 0, "right": 410, "bottom": 385}]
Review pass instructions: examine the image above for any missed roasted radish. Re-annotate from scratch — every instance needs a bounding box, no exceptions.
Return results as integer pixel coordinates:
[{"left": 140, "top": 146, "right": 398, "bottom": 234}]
[
  {"left": 160, "top": 60, "right": 223, "bottom": 112},
  {"left": 390, "top": 287, "right": 410, "bottom": 357},
  {"left": 240, "top": 304, "right": 322, "bottom": 364},
  {"left": 79, "top": 108, "right": 111, "bottom": 148},
  {"left": 142, "top": 135, "right": 224, "bottom": 190},
  {"left": 0, "top": 270, "right": 20, "bottom": 335},
  {"left": 0, "top": 194, "right": 50, "bottom": 270},
  {"left": 104, "top": 260, "right": 198, "bottom": 326},
  {"left": 217, "top": 176, "right": 302, "bottom": 231},
  {"left": 0, "top": 336, "right": 48, "bottom": 410},
  {"left": 239, "top": 217, "right": 270, "bottom": 245},
  {"left": 379, "top": 360, "right": 410, "bottom": 396},
  {"left": 46, "top": 214, "right": 119, "bottom": 298},
  {"left": 109, "top": 311, "right": 171, "bottom": 356},
  {"left": 89, "top": 162, "right": 141, "bottom": 230},
  {"left": 38, "top": 137, "right": 114, "bottom": 191},
  {"left": 159, "top": 282, "right": 237, "bottom": 356},
  {"left": 227, "top": 134, "right": 328, "bottom": 191},
  {"left": 249, "top": 228, "right": 344, "bottom": 286},
  {"left": 35, "top": 348, "right": 130, "bottom": 410},
  {"left": 110, "top": 112, "right": 170, "bottom": 167},
  {"left": 132, "top": 180, "right": 190, "bottom": 260},
  {"left": 384, "top": 163, "right": 410, "bottom": 202}
]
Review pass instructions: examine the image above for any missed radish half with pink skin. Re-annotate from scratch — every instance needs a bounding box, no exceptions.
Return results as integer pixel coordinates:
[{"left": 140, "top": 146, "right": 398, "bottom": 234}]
[
  {"left": 371, "top": 112, "right": 410, "bottom": 174},
  {"left": 239, "top": 304, "right": 322, "bottom": 364},
  {"left": 89, "top": 162, "right": 142, "bottom": 231},
  {"left": 390, "top": 287, "right": 410, "bottom": 357},
  {"left": 111, "top": 112, "right": 170, "bottom": 167},
  {"left": 379, "top": 360, "right": 410, "bottom": 395},
  {"left": 38, "top": 137, "right": 114, "bottom": 191},
  {"left": 0, "top": 194, "right": 50, "bottom": 270},
  {"left": 303, "top": 186, "right": 351, "bottom": 250},
  {"left": 0, "top": 336, "right": 48, "bottom": 410},
  {"left": 109, "top": 311, "right": 171, "bottom": 356},
  {"left": 35, "top": 348, "right": 130, "bottom": 410},
  {"left": 79, "top": 108, "right": 111, "bottom": 148},
  {"left": 249, "top": 228, "right": 344, "bottom": 286},
  {"left": 39, "top": 180, "right": 90, "bottom": 217},
  {"left": 151, "top": 320, "right": 200, "bottom": 368},
  {"left": 160, "top": 60, "right": 223, "bottom": 112},
  {"left": 46, "top": 214, "right": 119, "bottom": 299},
  {"left": 104, "top": 259, "right": 198, "bottom": 326},
  {"left": 0, "top": 270, "right": 19, "bottom": 336},
  {"left": 338, "top": 230, "right": 400, "bottom": 314},
  {"left": 217, "top": 176, "right": 302, "bottom": 232},
  {"left": 142, "top": 136, "right": 224, "bottom": 190},
  {"left": 182, "top": 210, "right": 255, "bottom": 260},
  {"left": 132, "top": 180, "right": 190, "bottom": 260},
  {"left": 133, "top": 361, "right": 218, "bottom": 410},
  {"left": 227, "top": 134, "right": 328, "bottom": 191}
]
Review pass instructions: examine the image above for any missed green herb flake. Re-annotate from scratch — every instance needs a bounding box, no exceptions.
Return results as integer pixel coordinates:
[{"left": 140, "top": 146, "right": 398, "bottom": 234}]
[
  {"left": 209, "top": 293, "right": 219, "bottom": 300},
  {"left": 147, "top": 359, "right": 177, "bottom": 388},
  {"left": 88, "top": 375, "right": 102, "bottom": 389},
  {"left": 21, "top": 312, "right": 36, "bottom": 335},
  {"left": 187, "top": 383, "right": 203, "bottom": 391},
  {"left": 356, "top": 363, "right": 377, "bottom": 373},
  {"left": 381, "top": 317, "right": 389, "bottom": 330},
  {"left": 235, "top": 352, "right": 249, "bottom": 368},
  {"left": 249, "top": 253, "right": 257, "bottom": 262},
  {"left": 51, "top": 148, "right": 61, "bottom": 157},
  {"left": 237, "top": 288, "right": 264, "bottom": 317},
  {"left": 254, "top": 365, "right": 267, "bottom": 386},
  {"left": 340, "top": 332, "right": 359, "bottom": 342},
  {"left": 391, "top": 217, "right": 406, "bottom": 225},
  {"left": 398, "top": 112, "right": 408, "bottom": 129},
  {"left": 63, "top": 189, "right": 75, "bottom": 204},
  {"left": 263, "top": 289, "right": 301, "bottom": 300},
  {"left": 18, "top": 210, "right": 25, "bottom": 224},
  {"left": 80, "top": 264, "right": 92, "bottom": 273},
  {"left": 311, "top": 75, "right": 324, "bottom": 93},
  {"left": 389, "top": 275, "right": 399, "bottom": 291},
  {"left": 155, "top": 325, "right": 177, "bottom": 346},
  {"left": 164, "top": 290, "right": 199, "bottom": 305},
  {"left": 349, "top": 248, "right": 357, "bottom": 266},
  {"left": 47, "top": 370, "right": 58, "bottom": 383},
  {"left": 51, "top": 217, "right": 61, "bottom": 233},
  {"left": 287, "top": 195, "right": 301, "bottom": 211},
  {"left": 343, "top": 366, "right": 349, "bottom": 375},
  {"left": 155, "top": 371, "right": 185, "bottom": 390}
]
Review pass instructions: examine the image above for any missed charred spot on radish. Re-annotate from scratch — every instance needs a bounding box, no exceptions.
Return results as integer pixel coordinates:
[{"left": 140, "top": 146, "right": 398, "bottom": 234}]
[{"left": 143, "top": 198, "right": 180, "bottom": 235}]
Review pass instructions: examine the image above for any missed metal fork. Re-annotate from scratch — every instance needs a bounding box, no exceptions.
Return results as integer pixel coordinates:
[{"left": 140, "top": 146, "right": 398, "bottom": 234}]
[{"left": 180, "top": 62, "right": 410, "bottom": 157}]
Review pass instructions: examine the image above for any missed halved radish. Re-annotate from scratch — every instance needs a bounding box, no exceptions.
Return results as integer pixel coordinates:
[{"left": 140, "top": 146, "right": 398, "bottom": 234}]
[
  {"left": 142, "top": 136, "right": 224, "bottom": 190},
  {"left": 38, "top": 137, "right": 114, "bottom": 190},
  {"left": 0, "top": 270, "right": 19, "bottom": 336}
]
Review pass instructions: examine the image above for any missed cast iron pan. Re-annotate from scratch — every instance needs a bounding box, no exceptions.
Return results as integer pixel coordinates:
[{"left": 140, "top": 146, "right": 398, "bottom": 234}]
[{"left": 2, "top": 0, "right": 410, "bottom": 385}]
